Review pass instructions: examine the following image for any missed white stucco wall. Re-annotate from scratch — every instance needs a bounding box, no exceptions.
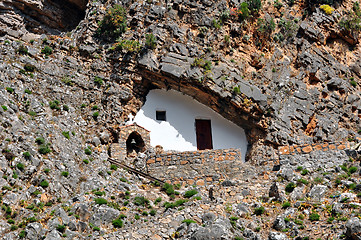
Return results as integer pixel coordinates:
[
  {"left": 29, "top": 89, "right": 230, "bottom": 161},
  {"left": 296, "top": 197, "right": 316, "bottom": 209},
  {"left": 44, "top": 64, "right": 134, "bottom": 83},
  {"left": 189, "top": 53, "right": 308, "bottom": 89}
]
[{"left": 133, "top": 89, "right": 248, "bottom": 161}]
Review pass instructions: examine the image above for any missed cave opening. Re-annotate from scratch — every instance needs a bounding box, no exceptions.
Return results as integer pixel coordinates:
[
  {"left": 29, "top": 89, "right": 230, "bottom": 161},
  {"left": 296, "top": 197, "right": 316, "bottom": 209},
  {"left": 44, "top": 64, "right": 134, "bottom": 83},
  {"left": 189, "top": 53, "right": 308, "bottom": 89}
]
[{"left": 21, "top": 0, "right": 89, "bottom": 34}]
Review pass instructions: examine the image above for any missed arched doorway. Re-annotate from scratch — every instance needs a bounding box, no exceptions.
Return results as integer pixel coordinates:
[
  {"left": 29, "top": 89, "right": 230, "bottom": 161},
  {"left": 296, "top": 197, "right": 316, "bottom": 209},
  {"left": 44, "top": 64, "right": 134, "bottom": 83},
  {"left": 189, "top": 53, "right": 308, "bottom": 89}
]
[{"left": 126, "top": 131, "right": 145, "bottom": 156}]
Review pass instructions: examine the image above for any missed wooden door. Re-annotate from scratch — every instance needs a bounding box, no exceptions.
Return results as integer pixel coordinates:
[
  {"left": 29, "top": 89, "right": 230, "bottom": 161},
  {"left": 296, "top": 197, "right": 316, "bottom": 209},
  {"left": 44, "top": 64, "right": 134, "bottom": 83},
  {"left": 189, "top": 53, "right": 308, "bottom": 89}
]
[{"left": 195, "top": 119, "right": 213, "bottom": 150}]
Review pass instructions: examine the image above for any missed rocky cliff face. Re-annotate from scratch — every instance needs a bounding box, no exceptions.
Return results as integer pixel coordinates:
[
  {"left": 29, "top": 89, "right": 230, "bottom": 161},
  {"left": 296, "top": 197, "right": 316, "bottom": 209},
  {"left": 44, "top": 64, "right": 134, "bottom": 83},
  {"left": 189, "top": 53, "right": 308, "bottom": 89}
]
[{"left": 0, "top": 0, "right": 361, "bottom": 239}]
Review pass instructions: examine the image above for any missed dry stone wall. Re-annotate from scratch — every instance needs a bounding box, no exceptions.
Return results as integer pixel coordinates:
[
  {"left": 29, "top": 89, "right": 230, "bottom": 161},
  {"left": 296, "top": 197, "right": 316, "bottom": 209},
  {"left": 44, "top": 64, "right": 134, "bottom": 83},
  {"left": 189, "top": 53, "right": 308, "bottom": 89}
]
[
  {"left": 277, "top": 138, "right": 361, "bottom": 171},
  {"left": 146, "top": 149, "right": 242, "bottom": 186}
]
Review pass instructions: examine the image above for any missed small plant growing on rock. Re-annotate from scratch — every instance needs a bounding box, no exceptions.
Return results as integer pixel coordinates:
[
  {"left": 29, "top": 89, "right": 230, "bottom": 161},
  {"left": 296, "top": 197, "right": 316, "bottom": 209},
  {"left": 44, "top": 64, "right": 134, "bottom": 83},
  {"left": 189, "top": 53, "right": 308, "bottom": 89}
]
[
  {"left": 1, "top": 105, "right": 7, "bottom": 111},
  {"left": 94, "top": 198, "right": 108, "bottom": 205},
  {"left": 149, "top": 209, "right": 156, "bottom": 216},
  {"left": 41, "top": 46, "right": 53, "bottom": 56},
  {"left": 84, "top": 147, "right": 92, "bottom": 155},
  {"left": 49, "top": 100, "right": 60, "bottom": 110},
  {"left": 62, "top": 131, "right": 70, "bottom": 139},
  {"left": 40, "top": 180, "right": 49, "bottom": 188},
  {"left": 96, "top": 4, "right": 127, "bottom": 41},
  {"left": 56, "top": 224, "right": 66, "bottom": 233},
  {"left": 154, "top": 197, "right": 162, "bottom": 205},
  {"left": 182, "top": 219, "right": 197, "bottom": 225},
  {"left": 110, "top": 164, "right": 118, "bottom": 170},
  {"left": 320, "top": 5, "right": 334, "bottom": 15},
  {"left": 184, "top": 189, "right": 198, "bottom": 198},
  {"left": 61, "top": 171, "right": 69, "bottom": 177},
  {"left": 285, "top": 182, "right": 296, "bottom": 193},
  {"left": 348, "top": 166, "right": 358, "bottom": 174},
  {"left": 162, "top": 183, "right": 175, "bottom": 196},
  {"left": 38, "top": 144, "right": 51, "bottom": 155},
  {"left": 301, "top": 169, "right": 309, "bottom": 175},
  {"left": 145, "top": 33, "right": 157, "bottom": 49},
  {"left": 24, "top": 64, "right": 36, "bottom": 72},
  {"left": 35, "top": 137, "right": 45, "bottom": 145},
  {"left": 23, "top": 151, "right": 31, "bottom": 160},
  {"left": 6, "top": 87, "right": 14, "bottom": 93},
  {"left": 133, "top": 196, "right": 150, "bottom": 207},
  {"left": 254, "top": 206, "right": 265, "bottom": 215},
  {"left": 16, "top": 45, "right": 28, "bottom": 55},
  {"left": 309, "top": 212, "right": 320, "bottom": 221},
  {"left": 282, "top": 201, "right": 291, "bottom": 209},
  {"left": 94, "top": 76, "right": 103, "bottom": 86},
  {"left": 112, "top": 217, "right": 123, "bottom": 228},
  {"left": 16, "top": 163, "right": 25, "bottom": 171}
]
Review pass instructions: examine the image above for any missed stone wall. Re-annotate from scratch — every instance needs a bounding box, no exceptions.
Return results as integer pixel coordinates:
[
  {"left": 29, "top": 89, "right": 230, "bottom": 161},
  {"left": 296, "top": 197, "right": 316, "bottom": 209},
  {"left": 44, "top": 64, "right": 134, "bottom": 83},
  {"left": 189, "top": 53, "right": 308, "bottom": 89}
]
[
  {"left": 277, "top": 139, "right": 361, "bottom": 171},
  {"left": 110, "top": 124, "right": 151, "bottom": 164},
  {"left": 146, "top": 149, "right": 242, "bottom": 186}
]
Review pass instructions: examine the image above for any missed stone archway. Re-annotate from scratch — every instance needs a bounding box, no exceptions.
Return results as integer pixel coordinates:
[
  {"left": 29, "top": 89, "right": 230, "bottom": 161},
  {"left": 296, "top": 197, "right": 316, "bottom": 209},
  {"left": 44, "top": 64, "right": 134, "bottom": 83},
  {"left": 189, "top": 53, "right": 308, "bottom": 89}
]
[
  {"left": 126, "top": 131, "right": 146, "bottom": 157},
  {"left": 110, "top": 123, "right": 150, "bottom": 164}
]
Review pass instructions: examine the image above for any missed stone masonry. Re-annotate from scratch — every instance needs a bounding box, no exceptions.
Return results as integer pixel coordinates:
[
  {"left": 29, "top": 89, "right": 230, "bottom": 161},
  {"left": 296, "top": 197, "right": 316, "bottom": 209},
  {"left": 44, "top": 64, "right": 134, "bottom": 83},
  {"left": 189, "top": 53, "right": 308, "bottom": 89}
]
[{"left": 146, "top": 149, "right": 242, "bottom": 186}]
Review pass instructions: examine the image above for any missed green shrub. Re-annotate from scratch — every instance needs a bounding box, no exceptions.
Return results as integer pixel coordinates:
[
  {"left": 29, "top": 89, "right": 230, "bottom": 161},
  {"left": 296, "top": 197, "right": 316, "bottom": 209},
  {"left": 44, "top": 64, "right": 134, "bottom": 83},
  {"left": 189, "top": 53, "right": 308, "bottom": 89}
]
[
  {"left": 19, "top": 230, "right": 26, "bottom": 238},
  {"left": 282, "top": 201, "right": 291, "bottom": 209},
  {"left": 62, "top": 131, "right": 70, "bottom": 139},
  {"left": 349, "top": 166, "right": 358, "bottom": 174},
  {"left": 44, "top": 168, "right": 50, "bottom": 174},
  {"left": 63, "top": 105, "right": 69, "bottom": 111},
  {"left": 182, "top": 219, "right": 196, "bottom": 225},
  {"left": 350, "top": 80, "right": 358, "bottom": 87},
  {"left": 93, "top": 111, "right": 99, "bottom": 118},
  {"left": 41, "top": 46, "right": 53, "bottom": 56},
  {"left": 297, "top": 178, "right": 309, "bottom": 185},
  {"left": 285, "top": 182, "right": 296, "bottom": 193},
  {"left": 94, "top": 198, "right": 108, "bottom": 205},
  {"left": 56, "top": 224, "right": 66, "bottom": 233},
  {"left": 23, "top": 152, "right": 31, "bottom": 159},
  {"left": 134, "top": 214, "right": 140, "bottom": 220},
  {"left": 110, "top": 164, "right": 118, "bottom": 170},
  {"left": 6, "top": 87, "right": 14, "bottom": 93},
  {"left": 184, "top": 189, "right": 198, "bottom": 198},
  {"left": 49, "top": 100, "right": 60, "bottom": 110},
  {"left": 38, "top": 144, "right": 51, "bottom": 155},
  {"left": 154, "top": 197, "right": 162, "bottom": 205},
  {"left": 339, "top": 2, "right": 361, "bottom": 33},
  {"left": 1, "top": 105, "right": 7, "bottom": 111},
  {"left": 142, "top": 211, "right": 148, "bottom": 216},
  {"left": 309, "top": 213, "right": 320, "bottom": 221},
  {"left": 61, "top": 171, "right": 69, "bottom": 177},
  {"left": 92, "top": 105, "right": 98, "bottom": 110},
  {"left": 301, "top": 169, "right": 309, "bottom": 175},
  {"left": 24, "top": 89, "right": 32, "bottom": 94},
  {"left": 28, "top": 111, "right": 36, "bottom": 117},
  {"left": 94, "top": 76, "right": 103, "bottom": 86},
  {"left": 24, "top": 64, "right": 36, "bottom": 72},
  {"left": 254, "top": 206, "right": 265, "bottom": 215},
  {"left": 112, "top": 218, "right": 123, "bottom": 228},
  {"left": 35, "top": 137, "right": 45, "bottom": 145},
  {"left": 112, "top": 39, "right": 141, "bottom": 53},
  {"left": 94, "top": 191, "right": 105, "bottom": 196},
  {"left": 83, "top": 159, "right": 89, "bottom": 164},
  {"left": 10, "top": 225, "right": 18, "bottom": 231},
  {"left": 96, "top": 5, "right": 127, "bottom": 41},
  {"left": 247, "top": 0, "right": 262, "bottom": 13},
  {"left": 133, "top": 196, "right": 149, "bottom": 206},
  {"left": 84, "top": 147, "right": 92, "bottom": 155},
  {"left": 239, "top": 2, "right": 250, "bottom": 21},
  {"left": 39, "top": 180, "right": 49, "bottom": 188},
  {"left": 16, "top": 163, "right": 25, "bottom": 171},
  {"left": 150, "top": 209, "right": 156, "bottom": 216},
  {"left": 16, "top": 45, "right": 28, "bottom": 55},
  {"left": 145, "top": 33, "right": 157, "bottom": 49},
  {"left": 162, "top": 183, "right": 175, "bottom": 196}
]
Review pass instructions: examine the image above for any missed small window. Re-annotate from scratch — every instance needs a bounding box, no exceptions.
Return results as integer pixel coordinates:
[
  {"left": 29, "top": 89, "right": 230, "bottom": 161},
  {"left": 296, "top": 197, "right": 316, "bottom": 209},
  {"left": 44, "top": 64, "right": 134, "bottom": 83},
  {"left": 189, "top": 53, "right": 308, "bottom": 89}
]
[{"left": 156, "top": 111, "right": 166, "bottom": 121}]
